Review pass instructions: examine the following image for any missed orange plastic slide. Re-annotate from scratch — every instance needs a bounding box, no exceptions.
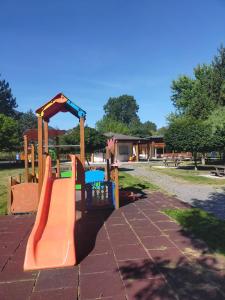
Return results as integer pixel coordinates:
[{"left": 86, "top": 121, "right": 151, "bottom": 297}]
[{"left": 24, "top": 155, "right": 76, "bottom": 271}]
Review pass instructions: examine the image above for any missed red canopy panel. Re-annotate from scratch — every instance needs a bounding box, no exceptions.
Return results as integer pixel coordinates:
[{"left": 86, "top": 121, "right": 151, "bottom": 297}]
[
  {"left": 35, "top": 93, "right": 69, "bottom": 121},
  {"left": 24, "top": 129, "right": 66, "bottom": 141}
]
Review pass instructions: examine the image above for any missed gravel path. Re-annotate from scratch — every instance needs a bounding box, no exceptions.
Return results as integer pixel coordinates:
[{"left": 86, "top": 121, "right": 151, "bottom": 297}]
[{"left": 122, "top": 164, "right": 225, "bottom": 219}]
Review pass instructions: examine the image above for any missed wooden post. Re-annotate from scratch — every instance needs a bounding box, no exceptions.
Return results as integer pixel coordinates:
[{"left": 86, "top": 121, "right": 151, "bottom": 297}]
[
  {"left": 114, "top": 166, "right": 119, "bottom": 209},
  {"left": 31, "top": 144, "right": 35, "bottom": 178},
  {"left": 79, "top": 117, "right": 86, "bottom": 218},
  {"left": 114, "top": 141, "right": 118, "bottom": 162},
  {"left": 24, "top": 135, "right": 29, "bottom": 182},
  {"left": 80, "top": 117, "right": 85, "bottom": 166},
  {"left": 38, "top": 116, "right": 43, "bottom": 198},
  {"left": 44, "top": 120, "right": 49, "bottom": 154},
  {"left": 7, "top": 177, "right": 12, "bottom": 215},
  {"left": 56, "top": 159, "right": 60, "bottom": 178}
]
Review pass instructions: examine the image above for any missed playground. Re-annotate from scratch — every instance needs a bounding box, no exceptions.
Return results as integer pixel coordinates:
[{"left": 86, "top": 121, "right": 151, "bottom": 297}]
[{"left": 1, "top": 93, "right": 225, "bottom": 299}]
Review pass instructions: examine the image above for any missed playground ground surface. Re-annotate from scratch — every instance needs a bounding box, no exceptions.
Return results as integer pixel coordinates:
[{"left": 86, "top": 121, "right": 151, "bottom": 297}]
[{"left": 1, "top": 192, "right": 225, "bottom": 300}]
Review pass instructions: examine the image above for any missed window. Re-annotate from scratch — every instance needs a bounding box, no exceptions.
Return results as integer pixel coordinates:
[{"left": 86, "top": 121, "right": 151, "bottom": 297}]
[{"left": 119, "top": 145, "right": 129, "bottom": 155}]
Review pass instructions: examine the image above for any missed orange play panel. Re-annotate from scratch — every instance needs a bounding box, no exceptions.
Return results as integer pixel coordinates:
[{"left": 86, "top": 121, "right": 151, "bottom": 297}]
[{"left": 24, "top": 155, "right": 76, "bottom": 271}]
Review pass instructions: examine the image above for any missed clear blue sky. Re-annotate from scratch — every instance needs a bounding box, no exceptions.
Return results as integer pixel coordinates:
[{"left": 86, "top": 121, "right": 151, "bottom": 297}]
[{"left": 1, "top": 0, "right": 225, "bottom": 129}]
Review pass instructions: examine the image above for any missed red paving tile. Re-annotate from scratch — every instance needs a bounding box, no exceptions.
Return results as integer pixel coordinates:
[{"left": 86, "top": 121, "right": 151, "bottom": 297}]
[
  {"left": 109, "top": 231, "right": 139, "bottom": 246},
  {"left": 80, "top": 253, "right": 117, "bottom": 274},
  {"left": 156, "top": 221, "right": 182, "bottom": 231},
  {"left": 141, "top": 236, "right": 175, "bottom": 250},
  {"left": 148, "top": 247, "right": 186, "bottom": 266},
  {"left": 118, "top": 258, "right": 162, "bottom": 280},
  {"left": 30, "top": 288, "right": 77, "bottom": 300},
  {"left": 80, "top": 271, "right": 124, "bottom": 299},
  {"left": 113, "top": 244, "right": 148, "bottom": 261},
  {"left": 0, "top": 260, "right": 37, "bottom": 281},
  {"left": 133, "top": 224, "right": 162, "bottom": 237},
  {"left": 34, "top": 267, "right": 78, "bottom": 292},
  {"left": 0, "top": 280, "right": 34, "bottom": 300},
  {"left": 124, "top": 277, "right": 177, "bottom": 300}
]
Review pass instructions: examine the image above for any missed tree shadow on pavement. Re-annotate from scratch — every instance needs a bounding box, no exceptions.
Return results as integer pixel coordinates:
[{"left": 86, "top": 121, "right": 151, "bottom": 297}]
[{"left": 117, "top": 249, "right": 225, "bottom": 299}]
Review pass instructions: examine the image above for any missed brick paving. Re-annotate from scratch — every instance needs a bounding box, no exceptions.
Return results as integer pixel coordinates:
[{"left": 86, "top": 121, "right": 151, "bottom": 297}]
[{"left": 1, "top": 192, "right": 225, "bottom": 299}]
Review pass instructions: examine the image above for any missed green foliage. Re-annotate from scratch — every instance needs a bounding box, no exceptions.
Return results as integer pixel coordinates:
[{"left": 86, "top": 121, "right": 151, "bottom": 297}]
[
  {"left": 103, "top": 95, "right": 139, "bottom": 125},
  {"left": 130, "top": 120, "right": 156, "bottom": 137},
  {"left": 17, "top": 110, "right": 37, "bottom": 136},
  {"left": 155, "top": 126, "right": 168, "bottom": 136},
  {"left": 168, "top": 45, "right": 225, "bottom": 157},
  {"left": 165, "top": 117, "right": 212, "bottom": 153},
  {"left": 0, "top": 76, "right": 17, "bottom": 117},
  {"left": 211, "top": 44, "right": 225, "bottom": 106},
  {"left": 0, "top": 114, "right": 19, "bottom": 151},
  {"left": 97, "top": 95, "right": 157, "bottom": 136},
  {"left": 96, "top": 116, "right": 130, "bottom": 134},
  {"left": 164, "top": 208, "right": 225, "bottom": 255},
  {"left": 61, "top": 125, "right": 106, "bottom": 153}
]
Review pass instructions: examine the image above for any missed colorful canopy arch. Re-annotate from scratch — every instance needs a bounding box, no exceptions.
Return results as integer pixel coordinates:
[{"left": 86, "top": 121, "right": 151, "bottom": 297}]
[{"left": 35, "top": 93, "right": 86, "bottom": 122}]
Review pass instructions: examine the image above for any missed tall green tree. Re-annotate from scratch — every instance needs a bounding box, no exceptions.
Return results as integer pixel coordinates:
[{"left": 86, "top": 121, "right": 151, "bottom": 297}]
[
  {"left": 0, "top": 77, "right": 17, "bottom": 117},
  {"left": 0, "top": 114, "right": 19, "bottom": 151},
  {"left": 96, "top": 116, "right": 130, "bottom": 134},
  {"left": 103, "top": 95, "right": 139, "bottom": 124},
  {"left": 61, "top": 125, "right": 106, "bottom": 153},
  {"left": 165, "top": 117, "right": 212, "bottom": 169},
  {"left": 18, "top": 110, "right": 37, "bottom": 136},
  {"left": 211, "top": 44, "right": 225, "bottom": 106}
]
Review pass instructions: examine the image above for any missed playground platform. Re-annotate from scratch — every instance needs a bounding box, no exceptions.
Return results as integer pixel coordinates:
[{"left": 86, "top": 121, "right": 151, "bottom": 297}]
[{"left": 1, "top": 192, "right": 225, "bottom": 300}]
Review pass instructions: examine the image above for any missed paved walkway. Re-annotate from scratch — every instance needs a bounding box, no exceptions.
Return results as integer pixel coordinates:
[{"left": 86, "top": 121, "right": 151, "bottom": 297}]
[
  {"left": 1, "top": 192, "right": 225, "bottom": 299},
  {"left": 123, "top": 164, "right": 225, "bottom": 219}
]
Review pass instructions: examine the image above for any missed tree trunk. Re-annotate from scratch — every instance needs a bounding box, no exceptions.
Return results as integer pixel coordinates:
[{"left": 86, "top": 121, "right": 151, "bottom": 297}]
[
  {"left": 201, "top": 153, "right": 206, "bottom": 165},
  {"left": 193, "top": 152, "right": 198, "bottom": 170}
]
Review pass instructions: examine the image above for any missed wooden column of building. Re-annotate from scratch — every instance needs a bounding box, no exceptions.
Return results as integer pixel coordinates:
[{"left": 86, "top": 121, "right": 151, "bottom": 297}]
[
  {"left": 38, "top": 116, "right": 43, "bottom": 198},
  {"left": 135, "top": 144, "right": 139, "bottom": 162},
  {"left": 147, "top": 142, "right": 150, "bottom": 160},
  {"left": 31, "top": 144, "right": 35, "bottom": 178},
  {"left": 24, "top": 135, "right": 29, "bottom": 182},
  {"left": 79, "top": 117, "right": 85, "bottom": 217}
]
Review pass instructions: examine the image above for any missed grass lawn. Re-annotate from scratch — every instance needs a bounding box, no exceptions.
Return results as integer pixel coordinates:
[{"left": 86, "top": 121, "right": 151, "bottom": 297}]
[
  {"left": 164, "top": 208, "right": 225, "bottom": 256},
  {"left": 119, "top": 171, "right": 159, "bottom": 192},
  {"left": 0, "top": 168, "right": 24, "bottom": 215},
  {"left": 151, "top": 166, "right": 225, "bottom": 185}
]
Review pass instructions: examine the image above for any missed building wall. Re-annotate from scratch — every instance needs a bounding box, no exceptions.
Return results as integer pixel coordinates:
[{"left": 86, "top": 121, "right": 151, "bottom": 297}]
[{"left": 116, "top": 142, "right": 133, "bottom": 161}]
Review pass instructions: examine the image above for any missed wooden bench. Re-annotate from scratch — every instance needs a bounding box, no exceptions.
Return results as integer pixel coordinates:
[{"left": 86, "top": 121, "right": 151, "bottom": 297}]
[{"left": 210, "top": 165, "right": 225, "bottom": 177}]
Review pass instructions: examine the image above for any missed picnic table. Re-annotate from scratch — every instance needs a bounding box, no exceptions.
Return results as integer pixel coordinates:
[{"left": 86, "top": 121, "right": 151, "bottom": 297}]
[
  {"left": 210, "top": 165, "right": 225, "bottom": 177},
  {"left": 163, "top": 158, "right": 181, "bottom": 167}
]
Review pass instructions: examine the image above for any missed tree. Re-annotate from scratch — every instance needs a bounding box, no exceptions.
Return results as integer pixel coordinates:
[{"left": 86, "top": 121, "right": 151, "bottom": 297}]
[
  {"left": 165, "top": 117, "right": 212, "bottom": 169},
  {"left": 61, "top": 125, "right": 106, "bottom": 154},
  {"left": 211, "top": 44, "right": 225, "bottom": 106},
  {"left": 0, "top": 76, "right": 17, "bottom": 117},
  {"left": 129, "top": 120, "right": 156, "bottom": 137},
  {"left": 156, "top": 126, "right": 168, "bottom": 136},
  {"left": 171, "top": 65, "right": 215, "bottom": 120},
  {"left": 103, "top": 95, "right": 139, "bottom": 124},
  {"left": 18, "top": 110, "right": 37, "bottom": 136},
  {"left": 96, "top": 116, "right": 130, "bottom": 134},
  {"left": 0, "top": 114, "right": 19, "bottom": 151}
]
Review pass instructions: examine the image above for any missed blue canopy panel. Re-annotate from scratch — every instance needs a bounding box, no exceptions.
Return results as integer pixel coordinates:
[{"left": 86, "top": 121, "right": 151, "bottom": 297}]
[{"left": 65, "top": 99, "right": 86, "bottom": 119}]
